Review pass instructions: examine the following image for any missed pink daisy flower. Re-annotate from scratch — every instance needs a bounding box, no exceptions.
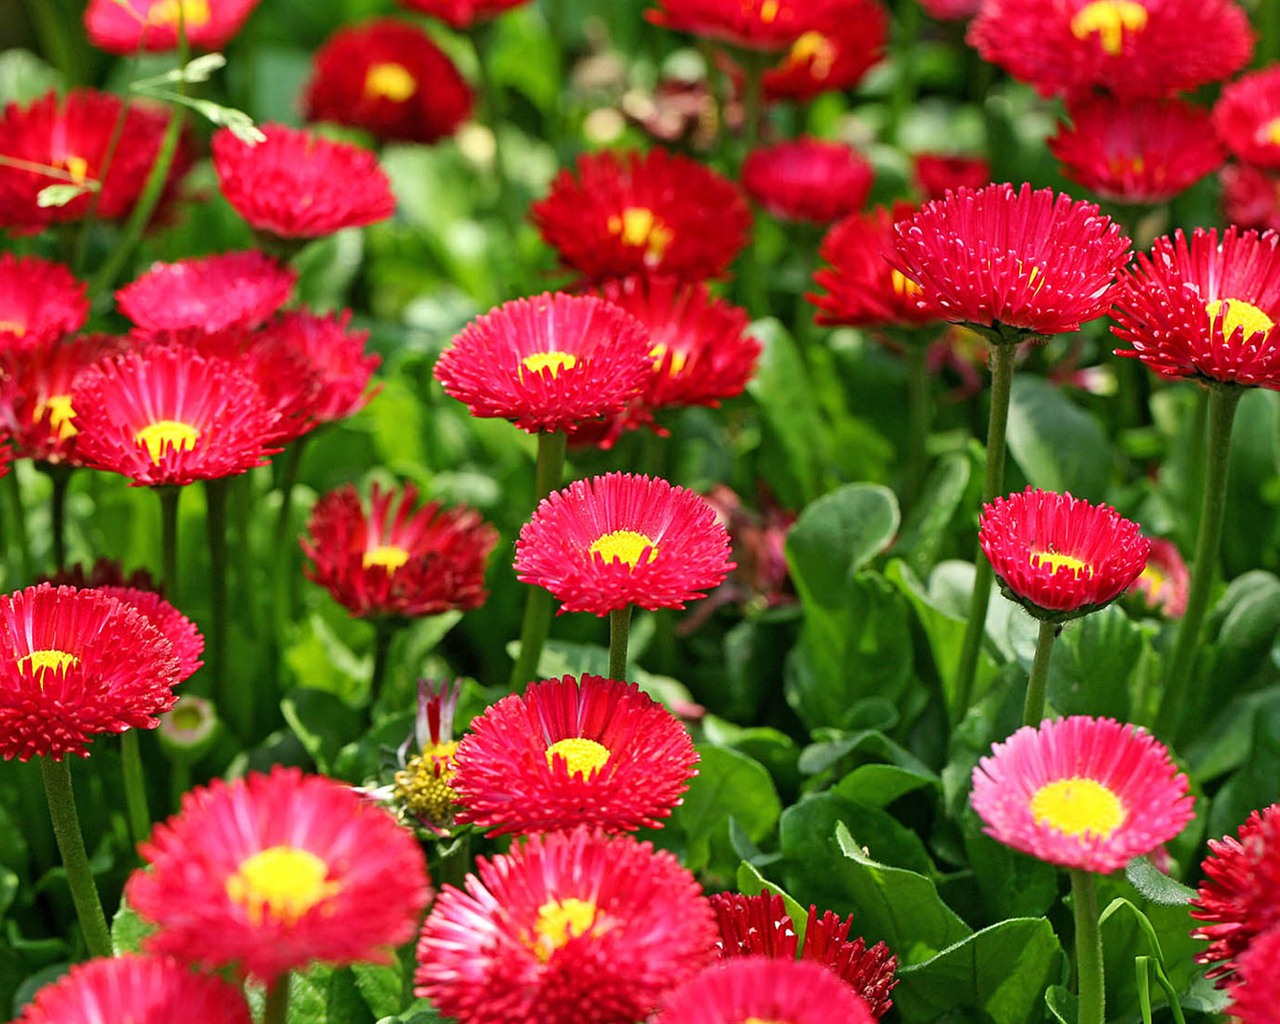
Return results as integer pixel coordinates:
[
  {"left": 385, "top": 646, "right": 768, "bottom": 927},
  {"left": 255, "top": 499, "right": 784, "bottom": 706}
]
[
  {"left": 1221, "top": 163, "right": 1280, "bottom": 234},
  {"left": 84, "top": 0, "right": 260, "bottom": 54},
  {"left": 1131, "top": 537, "right": 1189, "bottom": 618},
  {"left": 1229, "top": 926, "right": 1280, "bottom": 1024},
  {"left": 762, "top": 5, "right": 888, "bottom": 102},
  {"left": 656, "top": 956, "right": 876, "bottom": 1024},
  {"left": 256, "top": 309, "right": 380, "bottom": 425},
  {"left": 912, "top": 153, "right": 991, "bottom": 201},
  {"left": 0, "top": 254, "right": 88, "bottom": 353},
  {"left": 741, "top": 137, "right": 875, "bottom": 224},
  {"left": 1215, "top": 66, "right": 1280, "bottom": 171}
]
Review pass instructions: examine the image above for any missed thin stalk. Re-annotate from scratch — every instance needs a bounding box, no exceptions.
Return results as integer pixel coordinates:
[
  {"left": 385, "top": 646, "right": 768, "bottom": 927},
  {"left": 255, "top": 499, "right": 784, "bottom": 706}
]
[
  {"left": 471, "top": 22, "right": 523, "bottom": 289},
  {"left": 263, "top": 975, "right": 291, "bottom": 1024},
  {"left": 903, "top": 339, "right": 932, "bottom": 507},
  {"left": 952, "top": 341, "right": 1018, "bottom": 724},
  {"left": 40, "top": 757, "right": 111, "bottom": 958},
  {"left": 885, "top": 0, "right": 923, "bottom": 147},
  {"left": 205, "top": 479, "right": 234, "bottom": 734},
  {"left": 369, "top": 619, "right": 396, "bottom": 702},
  {"left": 736, "top": 54, "right": 768, "bottom": 316},
  {"left": 1071, "top": 870, "right": 1105, "bottom": 1024},
  {"left": 48, "top": 465, "right": 72, "bottom": 571},
  {"left": 739, "top": 52, "right": 766, "bottom": 159},
  {"left": 22, "top": 0, "right": 82, "bottom": 86},
  {"left": 272, "top": 437, "right": 308, "bottom": 647},
  {"left": 119, "top": 730, "right": 151, "bottom": 851},
  {"left": 5, "top": 468, "right": 34, "bottom": 584},
  {"left": 509, "top": 432, "right": 567, "bottom": 688},
  {"left": 156, "top": 486, "right": 181, "bottom": 602},
  {"left": 1022, "top": 619, "right": 1060, "bottom": 727},
  {"left": 608, "top": 606, "right": 632, "bottom": 681},
  {"left": 1156, "top": 385, "right": 1243, "bottom": 741}
]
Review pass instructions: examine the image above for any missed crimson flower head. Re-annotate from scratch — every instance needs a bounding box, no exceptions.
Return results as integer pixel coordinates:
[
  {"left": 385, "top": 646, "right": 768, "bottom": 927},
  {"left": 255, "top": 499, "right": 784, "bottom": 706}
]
[
  {"left": 920, "top": 0, "right": 982, "bottom": 18},
  {"left": 434, "top": 292, "right": 652, "bottom": 434},
  {"left": 647, "top": 0, "right": 860, "bottom": 52},
  {"left": 970, "top": 716, "right": 1194, "bottom": 873},
  {"left": 0, "top": 583, "right": 183, "bottom": 762},
  {"left": 1191, "top": 804, "right": 1280, "bottom": 980},
  {"left": 14, "top": 955, "right": 251, "bottom": 1024},
  {"left": 532, "top": 148, "right": 751, "bottom": 283},
  {"left": 305, "top": 19, "right": 473, "bottom": 144},
  {"left": 1214, "top": 66, "right": 1280, "bottom": 170},
  {"left": 762, "top": 4, "right": 888, "bottom": 102},
  {"left": 1049, "top": 96, "right": 1223, "bottom": 205},
  {"left": 377, "top": 678, "right": 463, "bottom": 834},
  {"left": 257, "top": 308, "right": 380, "bottom": 425},
  {"left": 1230, "top": 927, "right": 1280, "bottom": 1024},
  {"left": 116, "top": 251, "right": 295, "bottom": 336},
  {"left": 128, "top": 767, "right": 432, "bottom": 984},
  {"left": 913, "top": 153, "right": 991, "bottom": 200},
  {"left": 515, "top": 472, "right": 735, "bottom": 616},
  {"left": 0, "top": 254, "right": 88, "bottom": 353},
  {"left": 451, "top": 674, "right": 698, "bottom": 836},
  {"left": 891, "top": 182, "right": 1131, "bottom": 342},
  {"left": 657, "top": 957, "right": 876, "bottom": 1024},
  {"left": 742, "top": 137, "right": 874, "bottom": 224},
  {"left": 1112, "top": 227, "right": 1280, "bottom": 389},
  {"left": 84, "top": 0, "right": 260, "bottom": 53},
  {"left": 212, "top": 124, "right": 396, "bottom": 240},
  {"left": 397, "top": 0, "right": 531, "bottom": 27},
  {"left": 968, "top": 0, "right": 1253, "bottom": 99},
  {"left": 416, "top": 826, "right": 718, "bottom": 1024},
  {"left": 70, "top": 345, "right": 283, "bottom": 487},
  {"left": 979, "top": 487, "right": 1150, "bottom": 621},
  {"left": 1222, "top": 164, "right": 1280, "bottom": 234},
  {"left": 710, "top": 892, "right": 898, "bottom": 1017},
  {"left": 1131, "top": 536, "right": 1189, "bottom": 618},
  {"left": 0, "top": 90, "right": 185, "bottom": 232},
  {"left": 302, "top": 481, "right": 496, "bottom": 620}
]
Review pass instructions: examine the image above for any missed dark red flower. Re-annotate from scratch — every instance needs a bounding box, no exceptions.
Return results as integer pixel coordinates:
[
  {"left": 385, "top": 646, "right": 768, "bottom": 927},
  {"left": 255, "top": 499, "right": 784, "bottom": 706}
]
[
  {"left": 532, "top": 148, "right": 751, "bottom": 283},
  {"left": 742, "top": 137, "right": 874, "bottom": 224},
  {"left": 1221, "top": 163, "right": 1280, "bottom": 233},
  {"left": 212, "top": 123, "right": 396, "bottom": 239},
  {"left": 0, "top": 254, "right": 88, "bottom": 352},
  {"left": 397, "top": 0, "right": 531, "bottom": 28},
  {"left": 920, "top": 0, "right": 983, "bottom": 19},
  {"left": 968, "top": 0, "right": 1253, "bottom": 99},
  {"left": 762, "top": 5, "right": 888, "bottom": 102},
  {"left": 1229, "top": 926, "right": 1280, "bottom": 1024},
  {"left": 912, "top": 153, "right": 992, "bottom": 200},
  {"left": 84, "top": 0, "right": 260, "bottom": 53},
  {"left": 305, "top": 19, "right": 473, "bottom": 144},
  {"left": 646, "top": 0, "right": 861, "bottom": 52},
  {"left": 1215, "top": 66, "right": 1280, "bottom": 170},
  {"left": 1131, "top": 536, "right": 1189, "bottom": 618},
  {"left": 256, "top": 309, "right": 380, "bottom": 425}
]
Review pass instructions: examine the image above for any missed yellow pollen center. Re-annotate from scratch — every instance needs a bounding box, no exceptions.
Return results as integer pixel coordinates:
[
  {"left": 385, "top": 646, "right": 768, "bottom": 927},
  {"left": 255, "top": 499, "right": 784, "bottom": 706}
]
[
  {"left": 650, "top": 343, "right": 689, "bottom": 375},
  {"left": 1070, "top": 0, "right": 1149, "bottom": 56},
  {"left": 607, "top": 207, "right": 674, "bottom": 264},
  {"left": 521, "top": 351, "right": 578, "bottom": 379},
  {"left": 0, "top": 320, "right": 25, "bottom": 336},
  {"left": 891, "top": 269, "right": 923, "bottom": 298},
  {"left": 1030, "top": 549, "right": 1095, "bottom": 578},
  {"left": 1262, "top": 118, "right": 1280, "bottom": 147},
  {"left": 18, "top": 649, "right": 80, "bottom": 676},
  {"left": 394, "top": 741, "right": 461, "bottom": 824},
  {"left": 589, "top": 529, "right": 658, "bottom": 567},
  {"left": 147, "top": 0, "right": 211, "bottom": 27},
  {"left": 135, "top": 419, "right": 199, "bottom": 464},
  {"left": 743, "top": 1019, "right": 791, "bottom": 1024},
  {"left": 364, "top": 62, "right": 418, "bottom": 103},
  {"left": 225, "top": 846, "right": 338, "bottom": 926},
  {"left": 545, "top": 737, "right": 611, "bottom": 777},
  {"left": 63, "top": 156, "right": 89, "bottom": 184},
  {"left": 759, "top": 0, "right": 780, "bottom": 23},
  {"left": 363, "top": 544, "right": 411, "bottom": 571},
  {"left": 788, "top": 31, "right": 835, "bottom": 79},
  {"left": 1207, "top": 298, "right": 1276, "bottom": 341},
  {"left": 1139, "top": 564, "right": 1165, "bottom": 597},
  {"left": 36, "top": 394, "right": 77, "bottom": 440},
  {"left": 1029, "top": 777, "right": 1126, "bottom": 838},
  {"left": 527, "top": 898, "right": 601, "bottom": 961}
]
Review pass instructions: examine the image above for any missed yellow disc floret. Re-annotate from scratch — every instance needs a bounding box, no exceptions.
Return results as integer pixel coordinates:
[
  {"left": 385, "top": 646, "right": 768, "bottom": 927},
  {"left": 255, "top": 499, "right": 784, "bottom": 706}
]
[
  {"left": 787, "top": 31, "right": 836, "bottom": 79},
  {"left": 545, "top": 737, "right": 611, "bottom": 778},
  {"left": 135, "top": 419, "right": 200, "bottom": 464},
  {"left": 18, "top": 649, "right": 80, "bottom": 677},
  {"left": 225, "top": 845, "right": 339, "bottom": 926},
  {"left": 363, "top": 544, "right": 411, "bottom": 572},
  {"left": 607, "top": 207, "right": 674, "bottom": 264},
  {"left": 521, "top": 351, "right": 578, "bottom": 379},
  {"left": 1069, "top": 0, "right": 1149, "bottom": 57},
  {"left": 1206, "top": 297, "right": 1276, "bottom": 341},
  {"left": 1030, "top": 777, "right": 1126, "bottom": 839},
  {"left": 1030, "top": 549, "right": 1094, "bottom": 578},
  {"left": 364, "top": 62, "right": 418, "bottom": 103},
  {"left": 147, "top": 0, "right": 211, "bottom": 27},
  {"left": 526, "top": 897, "right": 602, "bottom": 962},
  {"left": 394, "top": 741, "right": 460, "bottom": 824},
  {"left": 589, "top": 529, "right": 658, "bottom": 568},
  {"left": 650, "top": 343, "right": 689, "bottom": 375}
]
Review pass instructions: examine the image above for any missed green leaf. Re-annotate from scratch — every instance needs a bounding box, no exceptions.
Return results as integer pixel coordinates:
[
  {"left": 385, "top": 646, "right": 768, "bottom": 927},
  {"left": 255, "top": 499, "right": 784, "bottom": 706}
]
[
  {"left": 110, "top": 897, "right": 153, "bottom": 956},
  {"left": 0, "top": 50, "right": 62, "bottom": 106},
  {"left": 894, "top": 917, "right": 1064, "bottom": 1024},
  {"left": 1006, "top": 376, "right": 1111, "bottom": 500},
  {"left": 281, "top": 688, "right": 366, "bottom": 775},
  {"left": 736, "top": 861, "right": 811, "bottom": 945},
  {"left": 1047, "top": 605, "right": 1146, "bottom": 720},
  {"left": 352, "top": 963, "right": 403, "bottom": 1021},
  {"left": 891, "top": 451, "right": 972, "bottom": 575},
  {"left": 960, "top": 810, "right": 1059, "bottom": 921},
  {"left": 832, "top": 763, "right": 938, "bottom": 809},
  {"left": 787, "top": 483, "right": 901, "bottom": 602},
  {"left": 1125, "top": 857, "right": 1196, "bottom": 907},
  {"left": 666, "top": 746, "right": 780, "bottom": 878}
]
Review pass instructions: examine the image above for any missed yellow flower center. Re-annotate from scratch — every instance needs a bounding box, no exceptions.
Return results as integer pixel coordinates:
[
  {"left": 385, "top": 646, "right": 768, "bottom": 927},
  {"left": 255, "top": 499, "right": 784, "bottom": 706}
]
[
  {"left": 787, "top": 31, "right": 835, "bottom": 79},
  {"left": 0, "top": 320, "right": 25, "bottom": 336},
  {"left": 545, "top": 737, "right": 611, "bottom": 777},
  {"left": 147, "top": 0, "right": 211, "bottom": 27},
  {"left": 1108, "top": 154, "right": 1146, "bottom": 178},
  {"left": 63, "top": 156, "right": 89, "bottom": 185},
  {"left": 650, "top": 342, "right": 689, "bottom": 375},
  {"left": 1029, "top": 777, "right": 1126, "bottom": 838},
  {"left": 526, "top": 898, "right": 602, "bottom": 962},
  {"left": 607, "top": 207, "right": 674, "bottom": 264},
  {"left": 1138, "top": 564, "right": 1165, "bottom": 598},
  {"left": 589, "top": 529, "right": 658, "bottom": 567},
  {"left": 225, "top": 845, "right": 339, "bottom": 926},
  {"left": 363, "top": 544, "right": 411, "bottom": 571},
  {"left": 891, "top": 269, "right": 923, "bottom": 299},
  {"left": 521, "top": 351, "right": 578, "bottom": 379},
  {"left": 135, "top": 419, "right": 200, "bottom": 464},
  {"left": 1261, "top": 118, "right": 1280, "bottom": 147},
  {"left": 36, "top": 394, "right": 77, "bottom": 441},
  {"left": 743, "top": 1019, "right": 791, "bottom": 1024},
  {"left": 364, "top": 62, "right": 418, "bottom": 103},
  {"left": 1206, "top": 297, "right": 1276, "bottom": 341},
  {"left": 394, "top": 741, "right": 461, "bottom": 824},
  {"left": 1030, "top": 549, "right": 1094, "bottom": 578},
  {"left": 18, "top": 649, "right": 80, "bottom": 677},
  {"left": 1069, "top": 0, "right": 1148, "bottom": 56},
  {"left": 758, "top": 0, "right": 780, "bottom": 23}
]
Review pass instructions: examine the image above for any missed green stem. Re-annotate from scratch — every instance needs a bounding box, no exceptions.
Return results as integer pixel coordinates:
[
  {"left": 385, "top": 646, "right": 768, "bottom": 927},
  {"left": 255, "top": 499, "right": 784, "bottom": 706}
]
[
  {"left": 169, "top": 760, "right": 190, "bottom": 814},
  {"left": 471, "top": 22, "right": 523, "bottom": 290},
  {"left": 1071, "top": 870, "right": 1105, "bottom": 1024},
  {"left": 1156, "top": 385, "right": 1243, "bottom": 741},
  {"left": 47, "top": 465, "right": 71, "bottom": 572},
  {"left": 1022, "top": 619, "right": 1060, "bottom": 727},
  {"left": 885, "top": 0, "right": 923, "bottom": 147},
  {"left": 952, "top": 340, "right": 1018, "bottom": 724},
  {"left": 156, "top": 486, "right": 181, "bottom": 602},
  {"left": 903, "top": 338, "right": 932, "bottom": 507},
  {"left": 39, "top": 757, "right": 111, "bottom": 958},
  {"left": 5, "top": 468, "right": 34, "bottom": 584},
  {"left": 23, "top": 0, "right": 82, "bottom": 86},
  {"left": 608, "top": 606, "right": 632, "bottom": 681},
  {"left": 263, "top": 974, "right": 291, "bottom": 1024},
  {"left": 509, "top": 431, "right": 568, "bottom": 689},
  {"left": 369, "top": 619, "right": 396, "bottom": 703},
  {"left": 119, "top": 730, "right": 151, "bottom": 851},
  {"left": 205, "top": 479, "right": 234, "bottom": 734}
]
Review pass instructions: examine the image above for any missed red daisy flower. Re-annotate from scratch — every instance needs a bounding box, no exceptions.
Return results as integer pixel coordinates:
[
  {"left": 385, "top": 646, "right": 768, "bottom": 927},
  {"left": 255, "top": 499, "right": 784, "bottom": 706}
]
[
  {"left": 810, "top": 203, "right": 943, "bottom": 328},
  {"left": 1112, "top": 227, "right": 1280, "bottom": 389},
  {"left": 647, "top": 0, "right": 860, "bottom": 52},
  {"left": 451, "top": 673, "right": 698, "bottom": 836},
  {"left": 255, "top": 309, "right": 380, "bottom": 426},
  {"left": 0, "top": 436, "right": 11, "bottom": 480},
  {"left": 129, "top": 766, "right": 431, "bottom": 983},
  {"left": 1221, "top": 163, "right": 1280, "bottom": 233},
  {"left": 657, "top": 957, "right": 877, "bottom": 1024},
  {"left": 761, "top": 5, "right": 888, "bottom": 102},
  {"left": 919, "top": 0, "right": 983, "bottom": 19},
  {"left": 1231, "top": 927, "right": 1280, "bottom": 1024},
  {"left": 912, "top": 153, "right": 992, "bottom": 201},
  {"left": 433, "top": 292, "right": 652, "bottom": 434},
  {"left": 890, "top": 182, "right": 1131, "bottom": 340},
  {"left": 84, "top": 0, "right": 260, "bottom": 53},
  {"left": 415, "top": 826, "right": 717, "bottom": 1024},
  {"left": 0, "top": 254, "right": 88, "bottom": 353},
  {"left": 305, "top": 19, "right": 472, "bottom": 144},
  {"left": 710, "top": 892, "right": 898, "bottom": 1018},
  {"left": 1190, "top": 804, "right": 1280, "bottom": 979},
  {"left": 978, "top": 487, "right": 1150, "bottom": 621},
  {"left": 531, "top": 148, "right": 751, "bottom": 283},
  {"left": 0, "top": 89, "right": 186, "bottom": 232},
  {"left": 14, "top": 954, "right": 251, "bottom": 1024},
  {"left": 514, "top": 472, "right": 735, "bottom": 616},
  {"left": 212, "top": 123, "right": 396, "bottom": 240},
  {"left": 397, "top": 0, "right": 532, "bottom": 28},
  {"left": 116, "top": 251, "right": 296, "bottom": 336},
  {"left": 1049, "top": 96, "right": 1224, "bottom": 205},
  {"left": 741, "top": 137, "right": 874, "bottom": 224},
  {"left": 371, "top": 678, "right": 464, "bottom": 834},
  {"left": 970, "top": 716, "right": 1194, "bottom": 874},
  {"left": 1131, "top": 536, "right": 1189, "bottom": 618},
  {"left": 968, "top": 0, "right": 1253, "bottom": 99},
  {"left": 1214, "top": 66, "right": 1280, "bottom": 171},
  {"left": 0, "top": 583, "right": 182, "bottom": 761},
  {"left": 70, "top": 345, "right": 282, "bottom": 487},
  {"left": 301, "top": 481, "right": 497, "bottom": 620}
]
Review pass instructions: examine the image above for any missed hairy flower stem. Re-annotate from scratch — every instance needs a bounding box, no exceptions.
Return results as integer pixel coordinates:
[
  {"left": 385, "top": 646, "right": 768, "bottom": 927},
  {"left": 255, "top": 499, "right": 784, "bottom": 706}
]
[
  {"left": 1023, "top": 619, "right": 1060, "bottom": 727},
  {"left": 1156, "top": 385, "right": 1243, "bottom": 742},
  {"left": 40, "top": 464, "right": 73, "bottom": 571},
  {"left": 156, "top": 485, "right": 181, "bottom": 602},
  {"left": 509, "top": 431, "right": 567, "bottom": 689},
  {"left": 369, "top": 619, "right": 396, "bottom": 703},
  {"left": 40, "top": 756, "right": 111, "bottom": 958},
  {"left": 119, "top": 730, "right": 152, "bottom": 853},
  {"left": 264, "top": 975, "right": 291, "bottom": 1024},
  {"left": 205, "top": 479, "right": 236, "bottom": 735},
  {"left": 609, "top": 606, "right": 632, "bottom": 681},
  {"left": 4, "top": 469, "right": 34, "bottom": 583},
  {"left": 1071, "top": 870, "right": 1105, "bottom": 1024},
  {"left": 904, "top": 338, "right": 933, "bottom": 507},
  {"left": 953, "top": 341, "right": 1017, "bottom": 723}
]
